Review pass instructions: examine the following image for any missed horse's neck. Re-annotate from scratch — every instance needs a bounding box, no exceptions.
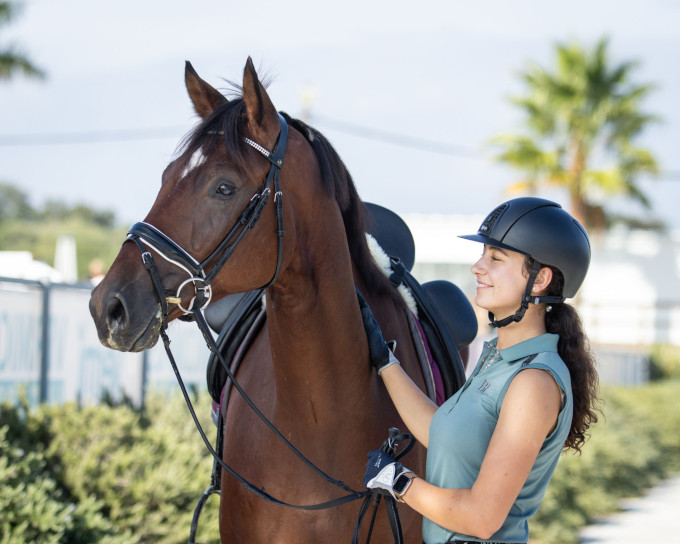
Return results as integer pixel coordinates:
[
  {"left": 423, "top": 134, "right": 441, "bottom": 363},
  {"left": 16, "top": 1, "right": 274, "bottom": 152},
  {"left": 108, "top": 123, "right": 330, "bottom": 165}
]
[{"left": 265, "top": 248, "right": 370, "bottom": 416}]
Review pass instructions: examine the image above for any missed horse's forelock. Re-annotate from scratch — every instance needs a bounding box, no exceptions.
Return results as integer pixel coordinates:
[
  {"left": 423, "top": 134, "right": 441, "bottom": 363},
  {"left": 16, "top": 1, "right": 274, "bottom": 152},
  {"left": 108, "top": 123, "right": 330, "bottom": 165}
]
[{"left": 177, "top": 99, "right": 251, "bottom": 174}]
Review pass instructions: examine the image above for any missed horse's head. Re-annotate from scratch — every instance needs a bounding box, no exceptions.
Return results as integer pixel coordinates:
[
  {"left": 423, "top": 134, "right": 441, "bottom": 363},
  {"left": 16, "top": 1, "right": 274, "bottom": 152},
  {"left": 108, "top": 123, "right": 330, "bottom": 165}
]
[{"left": 89, "top": 58, "right": 311, "bottom": 351}]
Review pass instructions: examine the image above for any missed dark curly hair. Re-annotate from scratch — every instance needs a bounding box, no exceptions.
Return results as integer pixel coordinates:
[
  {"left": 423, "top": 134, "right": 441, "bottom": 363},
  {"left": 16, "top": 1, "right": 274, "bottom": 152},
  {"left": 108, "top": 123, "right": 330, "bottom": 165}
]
[{"left": 527, "top": 258, "right": 601, "bottom": 453}]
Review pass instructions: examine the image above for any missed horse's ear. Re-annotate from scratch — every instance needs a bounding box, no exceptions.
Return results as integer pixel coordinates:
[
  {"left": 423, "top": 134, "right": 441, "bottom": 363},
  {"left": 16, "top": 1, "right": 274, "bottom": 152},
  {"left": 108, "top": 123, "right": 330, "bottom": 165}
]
[
  {"left": 185, "top": 61, "right": 227, "bottom": 119},
  {"left": 242, "top": 57, "right": 279, "bottom": 139}
]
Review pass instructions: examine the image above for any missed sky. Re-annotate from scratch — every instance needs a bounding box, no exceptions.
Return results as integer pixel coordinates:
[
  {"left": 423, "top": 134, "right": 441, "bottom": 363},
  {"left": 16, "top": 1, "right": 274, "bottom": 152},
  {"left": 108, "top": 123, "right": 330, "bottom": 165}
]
[{"left": 1, "top": 0, "right": 679, "bottom": 230}]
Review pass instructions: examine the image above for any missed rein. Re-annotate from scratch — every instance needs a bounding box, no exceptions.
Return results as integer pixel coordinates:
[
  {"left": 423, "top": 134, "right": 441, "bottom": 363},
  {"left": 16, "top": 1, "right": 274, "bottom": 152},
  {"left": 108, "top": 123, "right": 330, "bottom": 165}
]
[{"left": 125, "top": 114, "right": 409, "bottom": 543}]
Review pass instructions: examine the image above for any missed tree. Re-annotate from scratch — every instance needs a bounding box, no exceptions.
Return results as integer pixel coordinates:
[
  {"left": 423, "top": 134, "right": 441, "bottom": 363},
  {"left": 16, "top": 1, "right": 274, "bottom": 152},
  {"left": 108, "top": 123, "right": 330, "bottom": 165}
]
[
  {"left": 0, "top": 182, "right": 35, "bottom": 221},
  {"left": 0, "top": 1, "right": 45, "bottom": 80},
  {"left": 41, "top": 199, "right": 116, "bottom": 228},
  {"left": 492, "top": 38, "right": 659, "bottom": 231}
]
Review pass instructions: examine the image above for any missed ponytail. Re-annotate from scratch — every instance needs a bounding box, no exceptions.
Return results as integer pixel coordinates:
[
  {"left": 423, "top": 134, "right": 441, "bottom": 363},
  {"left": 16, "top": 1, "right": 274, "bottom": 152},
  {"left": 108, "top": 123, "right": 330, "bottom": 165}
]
[{"left": 530, "top": 260, "right": 601, "bottom": 453}]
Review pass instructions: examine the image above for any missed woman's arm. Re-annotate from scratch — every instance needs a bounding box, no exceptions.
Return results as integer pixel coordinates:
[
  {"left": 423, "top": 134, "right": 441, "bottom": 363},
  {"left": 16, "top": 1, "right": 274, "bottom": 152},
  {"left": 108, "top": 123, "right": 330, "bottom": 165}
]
[
  {"left": 358, "top": 293, "right": 438, "bottom": 446},
  {"left": 401, "top": 368, "right": 562, "bottom": 539},
  {"left": 379, "top": 363, "right": 438, "bottom": 447}
]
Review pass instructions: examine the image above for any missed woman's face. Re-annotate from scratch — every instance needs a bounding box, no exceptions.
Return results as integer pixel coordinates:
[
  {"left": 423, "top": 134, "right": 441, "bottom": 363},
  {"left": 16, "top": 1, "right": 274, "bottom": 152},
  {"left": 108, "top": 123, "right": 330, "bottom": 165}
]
[{"left": 471, "top": 244, "right": 528, "bottom": 319}]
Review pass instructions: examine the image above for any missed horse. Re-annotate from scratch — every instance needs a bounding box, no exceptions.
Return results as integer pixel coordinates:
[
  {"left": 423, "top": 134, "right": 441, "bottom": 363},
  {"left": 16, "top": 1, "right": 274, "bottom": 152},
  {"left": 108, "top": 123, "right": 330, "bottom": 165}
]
[{"left": 90, "top": 57, "right": 433, "bottom": 543}]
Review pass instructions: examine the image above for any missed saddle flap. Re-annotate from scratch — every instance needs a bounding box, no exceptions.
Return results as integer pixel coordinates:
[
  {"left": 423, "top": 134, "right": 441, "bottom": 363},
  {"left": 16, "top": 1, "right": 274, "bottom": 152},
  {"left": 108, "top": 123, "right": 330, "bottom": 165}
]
[
  {"left": 204, "top": 290, "right": 260, "bottom": 333},
  {"left": 204, "top": 289, "right": 265, "bottom": 402},
  {"left": 421, "top": 280, "right": 478, "bottom": 351}
]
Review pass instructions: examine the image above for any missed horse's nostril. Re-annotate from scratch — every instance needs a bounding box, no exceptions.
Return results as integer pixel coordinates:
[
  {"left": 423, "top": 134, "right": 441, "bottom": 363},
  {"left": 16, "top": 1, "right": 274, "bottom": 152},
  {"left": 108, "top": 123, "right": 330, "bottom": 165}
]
[{"left": 106, "top": 295, "right": 128, "bottom": 328}]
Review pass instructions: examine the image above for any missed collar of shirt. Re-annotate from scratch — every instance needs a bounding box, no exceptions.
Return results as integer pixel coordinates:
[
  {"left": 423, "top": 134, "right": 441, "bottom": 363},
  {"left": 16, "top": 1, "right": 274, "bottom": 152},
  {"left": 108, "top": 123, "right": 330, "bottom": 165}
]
[{"left": 485, "top": 333, "right": 559, "bottom": 365}]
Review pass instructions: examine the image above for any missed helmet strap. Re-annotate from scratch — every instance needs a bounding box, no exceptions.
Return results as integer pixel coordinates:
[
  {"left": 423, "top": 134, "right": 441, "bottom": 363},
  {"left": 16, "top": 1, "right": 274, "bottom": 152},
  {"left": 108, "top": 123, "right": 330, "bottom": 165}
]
[{"left": 489, "top": 261, "right": 564, "bottom": 328}]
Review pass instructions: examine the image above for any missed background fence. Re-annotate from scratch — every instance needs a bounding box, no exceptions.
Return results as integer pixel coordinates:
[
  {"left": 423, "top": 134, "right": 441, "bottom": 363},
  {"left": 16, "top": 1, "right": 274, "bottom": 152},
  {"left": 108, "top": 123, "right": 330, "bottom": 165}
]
[
  {"left": 0, "top": 277, "right": 210, "bottom": 408},
  {"left": 1, "top": 276, "right": 662, "bottom": 410}
]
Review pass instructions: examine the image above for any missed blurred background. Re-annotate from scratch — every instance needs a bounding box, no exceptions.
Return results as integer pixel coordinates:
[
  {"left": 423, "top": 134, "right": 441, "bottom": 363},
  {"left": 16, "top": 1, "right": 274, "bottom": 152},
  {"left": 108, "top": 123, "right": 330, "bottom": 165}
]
[{"left": 1, "top": 1, "right": 679, "bottom": 543}]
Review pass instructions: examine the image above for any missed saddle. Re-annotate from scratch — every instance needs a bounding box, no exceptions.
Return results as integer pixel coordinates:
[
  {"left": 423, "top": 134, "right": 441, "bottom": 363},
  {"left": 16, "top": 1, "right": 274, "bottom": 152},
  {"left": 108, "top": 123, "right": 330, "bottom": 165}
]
[
  {"left": 204, "top": 203, "right": 477, "bottom": 404},
  {"left": 205, "top": 288, "right": 265, "bottom": 404}
]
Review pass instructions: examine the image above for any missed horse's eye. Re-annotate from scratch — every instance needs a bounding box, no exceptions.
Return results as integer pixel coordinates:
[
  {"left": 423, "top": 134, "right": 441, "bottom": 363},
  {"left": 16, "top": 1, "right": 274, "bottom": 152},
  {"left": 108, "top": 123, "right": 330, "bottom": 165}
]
[{"left": 216, "top": 182, "right": 236, "bottom": 197}]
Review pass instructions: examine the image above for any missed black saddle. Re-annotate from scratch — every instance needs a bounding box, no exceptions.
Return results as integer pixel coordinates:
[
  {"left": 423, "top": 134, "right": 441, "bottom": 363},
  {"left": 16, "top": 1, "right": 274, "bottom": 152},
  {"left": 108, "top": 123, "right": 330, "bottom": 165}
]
[
  {"left": 205, "top": 289, "right": 265, "bottom": 403},
  {"left": 203, "top": 202, "right": 477, "bottom": 403},
  {"left": 386, "top": 259, "right": 476, "bottom": 398}
]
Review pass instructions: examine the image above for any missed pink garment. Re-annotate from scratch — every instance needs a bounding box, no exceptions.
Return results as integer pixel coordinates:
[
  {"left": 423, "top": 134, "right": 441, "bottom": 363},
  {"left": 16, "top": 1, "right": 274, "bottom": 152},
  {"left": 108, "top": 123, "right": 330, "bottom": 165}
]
[{"left": 413, "top": 314, "right": 446, "bottom": 406}]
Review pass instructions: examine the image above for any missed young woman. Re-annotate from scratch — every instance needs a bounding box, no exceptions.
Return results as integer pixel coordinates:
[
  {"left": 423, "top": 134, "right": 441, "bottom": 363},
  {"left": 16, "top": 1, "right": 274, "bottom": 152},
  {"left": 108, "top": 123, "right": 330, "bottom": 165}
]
[{"left": 361, "top": 197, "right": 600, "bottom": 544}]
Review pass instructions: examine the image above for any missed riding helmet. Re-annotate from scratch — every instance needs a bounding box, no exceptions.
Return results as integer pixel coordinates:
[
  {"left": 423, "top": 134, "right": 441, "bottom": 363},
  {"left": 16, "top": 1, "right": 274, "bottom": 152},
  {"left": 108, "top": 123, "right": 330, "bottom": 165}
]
[
  {"left": 460, "top": 197, "right": 590, "bottom": 298},
  {"left": 460, "top": 197, "right": 590, "bottom": 327}
]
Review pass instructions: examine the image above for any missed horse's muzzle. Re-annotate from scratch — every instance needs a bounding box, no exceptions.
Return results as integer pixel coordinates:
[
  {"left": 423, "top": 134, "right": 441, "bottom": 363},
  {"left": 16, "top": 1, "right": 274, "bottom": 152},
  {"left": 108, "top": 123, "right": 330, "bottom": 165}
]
[{"left": 89, "top": 281, "right": 162, "bottom": 352}]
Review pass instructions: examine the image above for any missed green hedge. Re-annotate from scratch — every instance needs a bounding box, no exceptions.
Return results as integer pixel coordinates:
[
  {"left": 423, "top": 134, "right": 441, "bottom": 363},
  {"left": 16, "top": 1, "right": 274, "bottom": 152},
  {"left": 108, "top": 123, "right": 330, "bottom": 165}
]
[
  {"left": 2, "top": 381, "right": 680, "bottom": 543},
  {"left": 0, "top": 393, "right": 220, "bottom": 544},
  {"left": 531, "top": 380, "right": 680, "bottom": 543},
  {"left": 0, "top": 426, "right": 122, "bottom": 544}
]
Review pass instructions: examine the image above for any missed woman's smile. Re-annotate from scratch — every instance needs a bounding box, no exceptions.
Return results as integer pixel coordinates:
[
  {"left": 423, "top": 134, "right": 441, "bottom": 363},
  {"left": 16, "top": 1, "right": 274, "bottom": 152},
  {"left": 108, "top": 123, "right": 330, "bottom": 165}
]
[{"left": 471, "top": 245, "right": 529, "bottom": 319}]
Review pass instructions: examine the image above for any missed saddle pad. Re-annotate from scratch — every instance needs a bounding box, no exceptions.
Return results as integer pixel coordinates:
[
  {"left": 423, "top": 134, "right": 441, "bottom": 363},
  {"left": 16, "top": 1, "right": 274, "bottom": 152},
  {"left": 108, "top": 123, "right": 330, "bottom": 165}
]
[
  {"left": 204, "top": 289, "right": 265, "bottom": 403},
  {"left": 407, "top": 310, "right": 446, "bottom": 406}
]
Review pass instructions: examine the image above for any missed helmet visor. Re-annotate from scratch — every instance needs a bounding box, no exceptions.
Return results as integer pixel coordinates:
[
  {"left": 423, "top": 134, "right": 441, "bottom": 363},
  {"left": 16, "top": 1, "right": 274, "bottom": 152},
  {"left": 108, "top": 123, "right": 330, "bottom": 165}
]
[{"left": 458, "top": 233, "right": 530, "bottom": 256}]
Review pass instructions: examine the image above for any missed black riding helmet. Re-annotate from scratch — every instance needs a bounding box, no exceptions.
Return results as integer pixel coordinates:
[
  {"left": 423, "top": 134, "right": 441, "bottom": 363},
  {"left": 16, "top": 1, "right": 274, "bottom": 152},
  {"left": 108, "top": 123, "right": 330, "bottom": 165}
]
[{"left": 460, "top": 197, "right": 591, "bottom": 328}]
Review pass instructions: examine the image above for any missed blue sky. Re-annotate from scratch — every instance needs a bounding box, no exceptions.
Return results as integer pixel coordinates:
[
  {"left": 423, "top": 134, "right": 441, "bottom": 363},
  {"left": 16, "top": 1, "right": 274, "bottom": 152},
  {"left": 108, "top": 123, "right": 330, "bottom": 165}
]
[{"left": 1, "top": 0, "right": 679, "bottom": 228}]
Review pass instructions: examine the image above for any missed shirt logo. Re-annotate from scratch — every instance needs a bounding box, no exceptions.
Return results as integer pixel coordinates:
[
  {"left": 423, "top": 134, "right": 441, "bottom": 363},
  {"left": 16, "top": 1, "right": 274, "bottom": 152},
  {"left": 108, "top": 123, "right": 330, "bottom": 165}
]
[{"left": 478, "top": 379, "right": 491, "bottom": 393}]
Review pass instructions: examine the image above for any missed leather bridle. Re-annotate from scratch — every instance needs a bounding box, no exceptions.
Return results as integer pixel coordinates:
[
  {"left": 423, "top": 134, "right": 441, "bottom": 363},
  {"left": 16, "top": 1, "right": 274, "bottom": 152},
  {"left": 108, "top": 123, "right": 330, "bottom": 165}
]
[
  {"left": 124, "top": 112, "right": 409, "bottom": 543},
  {"left": 126, "top": 113, "right": 288, "bottom": 326}
]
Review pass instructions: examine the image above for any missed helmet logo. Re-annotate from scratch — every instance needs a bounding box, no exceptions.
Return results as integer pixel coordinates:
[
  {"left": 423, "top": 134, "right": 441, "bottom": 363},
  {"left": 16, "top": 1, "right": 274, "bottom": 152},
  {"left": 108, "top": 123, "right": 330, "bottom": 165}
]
[{"left": 479, "top": 203, "right": 508, "bottom": 234}]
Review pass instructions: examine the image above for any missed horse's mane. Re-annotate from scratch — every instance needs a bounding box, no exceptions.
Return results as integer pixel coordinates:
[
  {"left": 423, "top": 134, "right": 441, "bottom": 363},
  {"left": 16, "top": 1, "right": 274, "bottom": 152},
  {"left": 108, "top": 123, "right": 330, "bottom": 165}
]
[
  {"left": 179, "top": 99, "right": 404, "bottom": 306},
  {"left": 282, "top": 113, "right": 404, "bottom": 305}
]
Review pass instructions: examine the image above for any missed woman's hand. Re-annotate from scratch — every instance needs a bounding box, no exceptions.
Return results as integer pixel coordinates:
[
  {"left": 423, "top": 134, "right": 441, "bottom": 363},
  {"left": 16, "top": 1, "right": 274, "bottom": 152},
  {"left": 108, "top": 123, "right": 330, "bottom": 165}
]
[{"left": 357, "top": 290, "right": 399, "bottom": 374}]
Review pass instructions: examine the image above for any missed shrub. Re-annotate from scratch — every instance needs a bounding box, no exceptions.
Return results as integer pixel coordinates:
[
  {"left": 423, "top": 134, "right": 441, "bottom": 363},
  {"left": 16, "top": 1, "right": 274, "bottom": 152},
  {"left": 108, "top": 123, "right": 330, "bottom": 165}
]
[
  {"left": 1, "top": 393, "right": 220, "bottom": 544},
  {"left": 0, "top": 425, "right": 124, "bottom": 544},
  {"left": 4, "top": 381, "right": 680, "bottom": 543},
  {"left": 530, "top": 381, "right": 680, "bottom": 543},
  {"left": 41, "top": 393, "right": 220, "bottom": 544},
  {"left": 649, "top": 344, "right": 680, "bottom": 381}
]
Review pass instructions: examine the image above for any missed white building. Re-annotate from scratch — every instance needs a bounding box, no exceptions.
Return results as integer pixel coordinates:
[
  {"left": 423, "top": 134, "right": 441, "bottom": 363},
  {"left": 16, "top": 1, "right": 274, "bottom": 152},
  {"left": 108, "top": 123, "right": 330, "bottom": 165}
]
[{"left": 0, "top": 251, "right": 64, "bottom": 283}]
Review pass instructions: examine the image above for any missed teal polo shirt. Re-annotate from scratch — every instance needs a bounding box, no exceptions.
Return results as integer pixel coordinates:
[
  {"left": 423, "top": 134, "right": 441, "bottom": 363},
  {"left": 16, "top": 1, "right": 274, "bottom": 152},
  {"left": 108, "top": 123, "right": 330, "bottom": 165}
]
[{"left": 422, "top": 334, "right": 573, "bottom": 544}]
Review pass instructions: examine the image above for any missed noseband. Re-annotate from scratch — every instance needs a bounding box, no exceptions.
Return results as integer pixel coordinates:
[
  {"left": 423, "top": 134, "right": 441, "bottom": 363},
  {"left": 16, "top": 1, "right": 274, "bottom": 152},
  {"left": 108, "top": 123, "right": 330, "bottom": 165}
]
[{"left": 126, "top": 113, "right": 288, "bottom": 325}]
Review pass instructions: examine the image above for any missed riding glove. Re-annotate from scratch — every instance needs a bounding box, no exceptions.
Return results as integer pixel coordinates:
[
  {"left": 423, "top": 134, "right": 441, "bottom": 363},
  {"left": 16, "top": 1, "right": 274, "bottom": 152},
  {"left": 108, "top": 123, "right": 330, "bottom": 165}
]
[
  {"left": 364, "top": 449, "right": 414, "bottom": 502},
  {"left": 357, "top": 291, "right": 400, "bottom": 374}
]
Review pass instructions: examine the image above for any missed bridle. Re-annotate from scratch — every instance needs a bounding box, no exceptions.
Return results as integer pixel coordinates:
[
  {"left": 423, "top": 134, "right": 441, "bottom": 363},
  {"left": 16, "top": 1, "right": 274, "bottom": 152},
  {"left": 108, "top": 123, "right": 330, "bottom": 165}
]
[
  {"left": 124, "top": 112, "right": 410, "bottom": 543},
  {"left": 126, "top": 112, "right": 288, "bottom": 324}
]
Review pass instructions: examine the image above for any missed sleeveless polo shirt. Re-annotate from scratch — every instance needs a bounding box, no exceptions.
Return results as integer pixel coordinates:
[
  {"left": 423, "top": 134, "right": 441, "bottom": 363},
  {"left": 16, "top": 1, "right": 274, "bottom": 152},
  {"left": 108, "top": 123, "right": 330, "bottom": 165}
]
[{"left": 422, "top": 333, "right": 573, "bottom": 544}]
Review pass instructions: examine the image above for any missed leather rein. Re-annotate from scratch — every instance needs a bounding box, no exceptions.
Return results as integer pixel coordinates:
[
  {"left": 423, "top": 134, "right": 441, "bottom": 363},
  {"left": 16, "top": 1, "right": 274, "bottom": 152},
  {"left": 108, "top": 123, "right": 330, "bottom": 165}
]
[{"left": 124, "top": 113, "right": 411, "bottom": 543}]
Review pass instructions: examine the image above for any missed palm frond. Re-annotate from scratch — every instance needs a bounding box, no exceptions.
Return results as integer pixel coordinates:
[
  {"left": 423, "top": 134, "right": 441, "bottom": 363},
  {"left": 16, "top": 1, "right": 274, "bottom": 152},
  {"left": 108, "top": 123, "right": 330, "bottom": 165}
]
[
  {"left": 0, "top": 2, "right": 17, "bottom": 27},
  {"left": 493, "top": 36, "right": 659, "bottom": 230},
  {"left": 0, "top": 49, "right": 45, "bottom": 80}
]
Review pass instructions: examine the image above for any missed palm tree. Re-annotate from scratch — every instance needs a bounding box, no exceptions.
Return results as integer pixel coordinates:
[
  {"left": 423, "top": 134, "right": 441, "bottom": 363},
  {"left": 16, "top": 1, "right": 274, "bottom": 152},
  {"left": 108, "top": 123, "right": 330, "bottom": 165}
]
[
  {"left": 492, "top": 37, "right": 659, "bottom": 231},
  {"left": 0, "top": 1, "right": 45, "bottom": 80}
]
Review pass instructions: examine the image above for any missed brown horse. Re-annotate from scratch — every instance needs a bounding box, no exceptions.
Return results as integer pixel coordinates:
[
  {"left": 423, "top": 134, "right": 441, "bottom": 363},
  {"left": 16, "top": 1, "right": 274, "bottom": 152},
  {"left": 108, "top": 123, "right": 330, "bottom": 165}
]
[{"left": 90, "top": 58, "right": 430, "bottom": 543}]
